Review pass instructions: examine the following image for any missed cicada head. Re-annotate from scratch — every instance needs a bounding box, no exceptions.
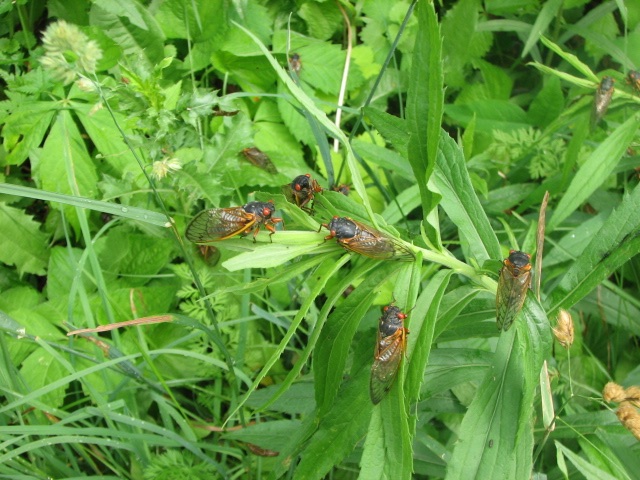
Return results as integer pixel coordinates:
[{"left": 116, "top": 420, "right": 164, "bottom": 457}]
[{"left": 326, "top": 216, "right": 358, "bottom": 241}]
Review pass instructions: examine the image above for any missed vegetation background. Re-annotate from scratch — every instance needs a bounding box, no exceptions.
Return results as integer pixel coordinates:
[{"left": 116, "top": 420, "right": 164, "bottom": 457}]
[{"left": 1, "top": 0, "right": 639, "bottom": 479}]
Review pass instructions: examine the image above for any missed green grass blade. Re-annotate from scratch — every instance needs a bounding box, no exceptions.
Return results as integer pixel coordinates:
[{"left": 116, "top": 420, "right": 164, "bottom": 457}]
[
  {"left": 555, "top": 442, "right": 620, "bottom": 480},
  {"left": 548, "top": 183, "right": 640, "bottom": 319},
  {"left": 0, "top": 183, "right": 169, "bottom": 227},
  {"left": 538, "top": 35, "right": 599, "bottom": 82},
  {"left": 521, "top": 0, "right": 564, "bottom": 57},
  {"left": 549, "top": 113, "right": 640, "bottom": 231}
]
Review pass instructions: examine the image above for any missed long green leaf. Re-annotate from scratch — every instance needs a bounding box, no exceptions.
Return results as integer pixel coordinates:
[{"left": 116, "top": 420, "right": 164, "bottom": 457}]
[
  {"left": 445, "top": 295, "right": 550, "bottom": 479},
  {"left": 360, "top": 267, "right": 451, "bottom": 480},
  {"left": 521, "top": 0, "right": 564, "bottom": 57},
  {"left": 434, "top": 131, "right": 502, "bottom": 263},
  {"left": 555, "top": 442, "right": 620, "bottom": 480},
  {"left": 223, "top": 254, "right": 351, "bottom": 424},
  {"left": 406, "top": 1, "right": 444, "bottom": 245},
  {"left": 293, "top": 333, "right": 373, "bottom": 479},
  {"left": 0, "top": 183, "right": 169, "bottom": 227},
  {"left": 549, "top": 113, "right": 640, "bottom": 230},
  {"left": 313, "top": 262, "right": 399, "bottom": 416},
  {"left": 548, "top": 183, "right": 640, "bottom": 318},
  {"left": 0, "top": 202, "right": 49, "bottom": 275},
  {"left": 538, "top": 35, "right": 599, "bottom": 82}
]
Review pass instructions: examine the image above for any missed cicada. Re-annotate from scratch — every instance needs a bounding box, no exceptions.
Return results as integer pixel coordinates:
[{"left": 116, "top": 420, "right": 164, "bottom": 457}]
[
  {"left": 186, "top": 201, "right": 282, "bottom": 243},
  {"left": 496, "top": 250, "right": 532, "bottom": 331},
  {"left": 332, "top": 184, "right": 350, "bottom": 196},
  {"left": 282, "top": 173, "right": 323, "bottom": 212},
  {"left": 322, "top": 216, "right": 415, "bottom": 261},
  {"left": 627, "top": 70, "right": 640, "bottom": 93},
  {"left": 592, "top": 76, "right": 614, "bottom": 126},
  {"left": 289, "top": 53, "right": 302, "bottom": 75},
  {"left": 241, "top": 147, "right": 277, "bottom": 174},
  {"left": 370, "top": 305, "right": 409, "bottom": 404}
]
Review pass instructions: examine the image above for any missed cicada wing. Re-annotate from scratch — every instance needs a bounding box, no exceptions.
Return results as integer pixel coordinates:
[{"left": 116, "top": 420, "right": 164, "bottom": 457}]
[
  {"left": 496, "top": 266, "right": 531, "bottom": 331},
  {"left": 186, "top": 207, "right": 256, "bottom": 243},
  {"left": 343, "top": 220, "right": 415, "bottom": 261},
  {"left": 370, "top": 329, "right": 406, "bottom": 404}
]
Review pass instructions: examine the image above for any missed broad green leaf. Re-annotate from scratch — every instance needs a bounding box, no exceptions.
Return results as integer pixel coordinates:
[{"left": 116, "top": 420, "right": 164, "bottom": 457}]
[
  {"left": 1, "top": 102, "right": 56, "bottom": 166},
  {"left": 579, "top": 436, "right": 632, "bottom": 480},
  {"left": 31, "top": 110, "right": 99, "bottom": 234},
  {"left": 548, "top": 183, "right": 640, "bottom": 318},
  {"left": 363, "top": 107, "right": 409, "bottom": 157},
  {"left": 441, "top": 0, "right": 493, "bottom": 89},
  {"left": 522, "top": 0, "right": 564, "bottom": 57},
  {"left": 549, "top": 113, "right": 640, "bottom": 230},
  {"left": 154, "top": 0, "right": 228, "bottom": 42},
  {"left": 272, "top": 30, "right": 346, "bottom": 95},
  {"left": 555, "top": 442, "right": 620, "bottom": 480},
  {"left": 96, "top": 228, "right": 174, "bottom": 285},
  {"left": 294, "top": 334, "right": 373, "bottom": 480},
  {"left": 298, "top": 2, "right": 342, "bottom": 41},
  {"left": 0, "top": 203, "right": 49, "bottom": 276},
  {"left": 422, "top": 348, "right": 492, "bottom": 398},
  {"left": 360, "top": 266, "right": 449, "bottom": 480},
  {"left": 313, "top": 262, "right": 398, "bottom": 416},
  {"left": 90, "top": 0, "right": 165, "bottom": 64},
  {"left": 446, "top": 296, "right": 550, "bottom": 479},
  {"left": 220, "top": 232, "right": 336, "bottom": 271},
  {"left": 46, "top": 246, "right": 93, "bottom": 300},
  {"left": 444, "top": 100, "right": 530, "bottom": 132},
  {"left": 352, "top": 139, "right": 414, "bottom": 181},
  {"left": 20, "top": 349, "right": 67, "bottom": 409},
  {"left": 433, "top": 131, "right": 502, "bottom": 263},
  {"left": 405, "top": 270, "right": 452, "bottom": 403},
  {"left": 223, "top": 419, "right": 301, "bottom": 450},
  {"left": 406, "top": 0, "right": 444, "bottom": 245},
  {"left": 246, "top": 382, "right": 315, "bottom": 415},
  {"left": 74, "top": 104, "right": 139, "bottom": 178}
]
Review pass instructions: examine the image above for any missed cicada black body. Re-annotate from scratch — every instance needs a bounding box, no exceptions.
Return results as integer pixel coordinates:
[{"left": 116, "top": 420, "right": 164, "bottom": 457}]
[
  {"left": 186, "top": 201, "right": 282, "bottom": 243},
  {"left": 282, "top": 173, "right": 323, "bottom": 212},
  {"left": 322, "top": 216, "right": 414, "bottom": 261},
  {"left": 370, "top": 305, "right": 409, "bottom": 404},
  {"left": 496, "top": 250, "right": 532, "bottom": 331},
  {"left": 627, "top": 70, "right": 640, "bottom": 93},
  {"left": 289, "top": 53, "right": 302, "bottom": 75},
  {"left": 592, "top": 76, "right": 614, "bottom": 126}
]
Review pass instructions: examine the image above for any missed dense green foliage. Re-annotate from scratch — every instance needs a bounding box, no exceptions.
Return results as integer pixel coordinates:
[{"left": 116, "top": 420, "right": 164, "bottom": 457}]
[{"left": 1, "top": 0, "right": 639, "bottom": 478}]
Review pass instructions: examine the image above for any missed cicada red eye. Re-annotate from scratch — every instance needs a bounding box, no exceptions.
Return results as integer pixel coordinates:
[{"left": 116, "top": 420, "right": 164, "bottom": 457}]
[
  {"left": 496, "top": 250, "right": 532, "bottom": 331},
  {"left": 282, "top": 174, "right": 322, "bottom": 213}
]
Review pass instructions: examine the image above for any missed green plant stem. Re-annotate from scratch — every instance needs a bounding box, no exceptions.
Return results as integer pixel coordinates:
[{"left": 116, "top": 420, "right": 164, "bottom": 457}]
[{"left": 412, "top": 246, "right": 497, "bottom": 293}]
